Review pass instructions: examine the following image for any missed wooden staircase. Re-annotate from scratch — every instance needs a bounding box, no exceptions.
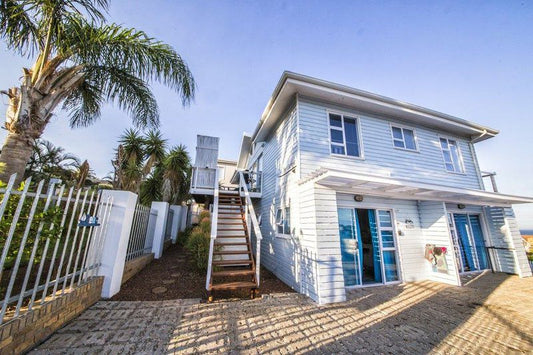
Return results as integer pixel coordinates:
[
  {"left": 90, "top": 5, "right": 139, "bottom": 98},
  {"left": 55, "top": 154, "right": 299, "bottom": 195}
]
[{"left": 207, "top": 191, "right": 257, "bottom": 301}]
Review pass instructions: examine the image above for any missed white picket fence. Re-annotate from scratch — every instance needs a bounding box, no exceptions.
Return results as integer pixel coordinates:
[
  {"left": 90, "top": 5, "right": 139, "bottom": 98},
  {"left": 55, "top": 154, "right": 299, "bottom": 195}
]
[
  {"left": 125, "top": 204, "right": 156, "bottom": 261},
  {"left": 0, "top": 174, "right": 113, "bottom": 325}
]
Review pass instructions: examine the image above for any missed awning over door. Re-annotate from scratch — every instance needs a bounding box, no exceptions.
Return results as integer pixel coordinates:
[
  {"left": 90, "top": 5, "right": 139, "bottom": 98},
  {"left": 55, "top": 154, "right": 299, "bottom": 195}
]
[{"left": 304, "top": 169, "right": 533, "bottom": 207}]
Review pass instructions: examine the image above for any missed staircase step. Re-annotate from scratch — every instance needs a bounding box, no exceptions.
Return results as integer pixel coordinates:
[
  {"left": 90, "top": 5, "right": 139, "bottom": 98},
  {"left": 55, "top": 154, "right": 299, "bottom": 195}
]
[
  {"left": 212, "top": 259, "right": 252, "bottom": 266},
  {"left": 214, "top": 250, "right": 251, "bottom": 255},
  {"left": 218, "top": 222, "right": 244, "bottom": 225},
  {"left": 217, "top": 217, "right": 244, "bottom": 220},
  {"left": 210, "top": 281, "right": 257, "bottom": 291},
  {"left": 215, "top": 242, "right": 250, "bottom": 246},
  {"left": 218, "top": 212, "right": 243, "bottom": 215},
  {"left": 215, "top": 235, "right": 248, "bottom": 238},
  {"left": 212, "top": 270, "right": 254, "bottom": 277}
]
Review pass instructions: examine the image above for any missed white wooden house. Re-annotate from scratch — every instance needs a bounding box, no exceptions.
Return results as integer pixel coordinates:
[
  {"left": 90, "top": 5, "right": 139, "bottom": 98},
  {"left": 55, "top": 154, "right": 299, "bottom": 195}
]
[{"left": 191, "top": 72, "right": 533, "bottom": 303}]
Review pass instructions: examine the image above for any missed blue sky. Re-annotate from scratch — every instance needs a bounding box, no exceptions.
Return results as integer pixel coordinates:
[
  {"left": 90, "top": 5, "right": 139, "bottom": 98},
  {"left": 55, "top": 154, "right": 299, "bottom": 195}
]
[{"left": 1, "top": 1, "right": 532, "bottom": 228}]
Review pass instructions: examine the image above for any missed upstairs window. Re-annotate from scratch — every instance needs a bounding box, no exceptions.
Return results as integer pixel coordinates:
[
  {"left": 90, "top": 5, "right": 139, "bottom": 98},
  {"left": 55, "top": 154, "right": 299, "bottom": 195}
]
[
  {"left": 328, "top": 113, "right": 361, "bottom": 157},
  {"left": 275, "top": 206, "right": 291, "bottom": 235},
  {"left": 391, "top": 126, "right": 417, "bottom": 151},
  {"left": 440, "top": 138, "right": 464, "bottom": 173}
]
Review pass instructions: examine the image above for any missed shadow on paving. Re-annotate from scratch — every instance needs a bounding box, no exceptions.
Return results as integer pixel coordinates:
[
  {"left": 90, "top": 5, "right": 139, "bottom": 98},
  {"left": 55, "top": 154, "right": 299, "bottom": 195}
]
[
  {"left": 112, "top": 243, "right": 293, "bottom": 302},
  {"left": 30, "top": 272, "right": 533, "bottom": 353},
  {"left": 166, "top": 273, "right": 533, "bottom": 354}
]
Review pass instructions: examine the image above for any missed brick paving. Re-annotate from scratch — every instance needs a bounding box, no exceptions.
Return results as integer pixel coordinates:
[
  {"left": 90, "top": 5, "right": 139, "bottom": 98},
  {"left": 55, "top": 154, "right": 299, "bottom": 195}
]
[{"left": 31, "top": 272, "right": 533, "bottom": 354}]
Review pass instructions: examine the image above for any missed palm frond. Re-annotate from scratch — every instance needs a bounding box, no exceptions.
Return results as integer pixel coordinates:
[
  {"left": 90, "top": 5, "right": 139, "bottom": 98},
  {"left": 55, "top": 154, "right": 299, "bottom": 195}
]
[
  {"left": 0, "top": 0, "right": 39, "bottom": 55},
  {"left": 61, "top": 19, "right": 195, "bottom": 105}
]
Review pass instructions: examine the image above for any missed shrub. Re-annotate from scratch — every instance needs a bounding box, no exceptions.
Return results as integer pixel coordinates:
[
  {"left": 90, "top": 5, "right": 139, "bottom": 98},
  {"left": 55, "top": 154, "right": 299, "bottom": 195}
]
[
  {"left": 176, "top": 226, "right": 193, "bottom": 247},
  {"left": 199, "top": 217, "right": 211, "bottom": 234},
  {"left": 199, "top": 210, "right": 210, "bottom": 221},
  {"left": 185, "top": 227, "right": 211, "bottom": 270}
]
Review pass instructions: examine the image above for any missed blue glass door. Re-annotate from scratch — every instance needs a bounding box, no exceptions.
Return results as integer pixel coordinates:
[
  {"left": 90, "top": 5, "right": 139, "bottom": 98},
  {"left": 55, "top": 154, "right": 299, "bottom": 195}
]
[
  {"left": 377, "top": 210, "right": 399, "bottom": 282},
  {"left": 338, "top": 208, "right": 361, "bottom": 286},
  {"left": 453, "top": 213, "right": 489, "bottom": 271}
]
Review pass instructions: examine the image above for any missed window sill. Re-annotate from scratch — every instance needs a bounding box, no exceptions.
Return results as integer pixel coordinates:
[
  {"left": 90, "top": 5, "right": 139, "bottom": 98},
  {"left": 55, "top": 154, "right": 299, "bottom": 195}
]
[
  {"left": 445, "top": 170, "right": 467, "bottom": 176},
  {"left": 330, "top": 153, "right": 365, "bottom": 161},
  {"left": 393, "top": 146, "right": 420, "bottom": 153}
]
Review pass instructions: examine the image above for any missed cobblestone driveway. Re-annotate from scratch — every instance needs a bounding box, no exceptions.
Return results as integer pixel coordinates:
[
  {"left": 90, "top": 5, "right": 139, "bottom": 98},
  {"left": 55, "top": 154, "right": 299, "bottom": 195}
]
[{"left": 31, "top": 272, "right": 533, "bottom": 354}]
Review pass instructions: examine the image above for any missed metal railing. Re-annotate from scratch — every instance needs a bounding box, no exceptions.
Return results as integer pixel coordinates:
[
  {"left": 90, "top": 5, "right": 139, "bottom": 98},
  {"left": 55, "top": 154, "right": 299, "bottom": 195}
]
[
  {"left": 125, "top": 204, "right": 154, "bottom": 261},
  {"left": 205, "top": 169, "right": 219, "bottom": 290},
  {"left": 191, "top": 167, "right": 217, "bottom": 190},
  {"left": 0, "top": 173, "right": 113, "bottom": 325},
  {"left": 239, "top": 171, "right": 263, "bottom": 286}
]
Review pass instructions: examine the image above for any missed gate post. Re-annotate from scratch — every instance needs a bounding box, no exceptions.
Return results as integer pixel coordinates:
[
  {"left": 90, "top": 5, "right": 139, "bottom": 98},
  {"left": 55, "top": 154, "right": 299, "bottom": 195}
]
[
  {"left": 169, "top": 205, "right": 182, "bottom": 243},
  {"left": 151, "top": 202, "right": 169, "bottom": 259},
  {"left": 97, "top": 190, "right": 138, "bottom": 298}
]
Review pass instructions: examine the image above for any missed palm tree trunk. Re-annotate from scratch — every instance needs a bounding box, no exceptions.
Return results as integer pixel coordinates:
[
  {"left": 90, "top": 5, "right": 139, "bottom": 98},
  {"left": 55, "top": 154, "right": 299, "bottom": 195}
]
[{"left": 0, "top": 132, "right": 34, "bottom": 185}]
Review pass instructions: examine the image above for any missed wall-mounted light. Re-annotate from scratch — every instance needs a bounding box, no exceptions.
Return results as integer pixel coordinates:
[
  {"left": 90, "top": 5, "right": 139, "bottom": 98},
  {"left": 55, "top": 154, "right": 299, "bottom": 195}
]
[
  {"left": 404, "top": 219, "right": 415, "bottom": 229},
  {"left": 457, "top": 204, "right": 466, "bottom": 209},
  {"left": 354, "top": 194, "right": 364, "bottom": 202}
]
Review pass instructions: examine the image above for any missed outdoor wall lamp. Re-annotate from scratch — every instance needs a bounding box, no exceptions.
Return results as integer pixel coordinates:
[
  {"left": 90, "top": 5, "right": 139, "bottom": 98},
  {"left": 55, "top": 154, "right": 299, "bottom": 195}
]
[
  {"left": 457, "top": 204, "right": 466, "bottom": 209},
  {"left": 354, "top": 194, "right": 364, "bottom": 202}
]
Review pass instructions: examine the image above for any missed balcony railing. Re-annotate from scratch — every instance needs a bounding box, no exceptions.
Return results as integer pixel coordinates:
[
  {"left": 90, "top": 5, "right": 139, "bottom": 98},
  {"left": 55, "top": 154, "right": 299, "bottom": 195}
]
[
  {"left": 191, "top": 167, "right": 217, "bottom": 191},
  {"left": 242, "top": 170, "right": 262, "bottom": 195}
]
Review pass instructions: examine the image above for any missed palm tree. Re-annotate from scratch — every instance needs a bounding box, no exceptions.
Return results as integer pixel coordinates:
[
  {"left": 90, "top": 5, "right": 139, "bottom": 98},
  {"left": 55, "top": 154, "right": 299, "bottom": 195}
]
[
  {"left": 25, "top": 139, "right": 80, "bottom": 181},
  {"left": 162, "top": 144, "right": 191, "bottom": 204},
  {"left": 0, "top": 0, "right": 195, "bottom": 184},
  {"left": 116, "top": 128, "right": 144, "bottom": 192}
]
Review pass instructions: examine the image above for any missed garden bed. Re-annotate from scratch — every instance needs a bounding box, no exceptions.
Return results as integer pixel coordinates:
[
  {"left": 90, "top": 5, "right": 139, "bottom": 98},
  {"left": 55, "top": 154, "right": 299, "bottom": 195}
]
[{"left": 111, "top": 243, "right": 294, "bottom": 301}]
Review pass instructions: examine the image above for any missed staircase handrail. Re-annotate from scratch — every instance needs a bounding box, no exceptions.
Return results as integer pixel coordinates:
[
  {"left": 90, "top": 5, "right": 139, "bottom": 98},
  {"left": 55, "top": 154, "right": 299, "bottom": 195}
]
[
  {"left": 239, "top": 170, "right": 262, "bottom": 287},
  {"left": 205, "top": 168, "right": 219, "bottom": 290}
]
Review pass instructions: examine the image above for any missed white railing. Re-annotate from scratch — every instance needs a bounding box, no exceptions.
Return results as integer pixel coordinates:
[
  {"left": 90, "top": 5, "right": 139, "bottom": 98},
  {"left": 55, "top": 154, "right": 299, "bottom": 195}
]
[
  {"left": 0, "top": 173, "right": 113, "bottom": 325},
  {"left": 125, "top": 204, "right": 154, "bottom": 261},
  {"left": 191, "top": 167, "right": 217, "bottom": 190},
  {"left": 205, "top": 169, "right": 219, "bottom": 290},
  {"left": 238, "top": 171, "right": 263, "bottom": 286}
]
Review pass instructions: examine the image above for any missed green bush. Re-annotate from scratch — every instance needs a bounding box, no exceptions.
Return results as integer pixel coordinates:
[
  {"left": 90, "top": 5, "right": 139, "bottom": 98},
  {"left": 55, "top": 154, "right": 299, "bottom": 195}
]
[
  {"left": 185, "top": 226, "right": 210, "bottom": 270},
  {"left": 176, "top": 226, "right": 193, "bottom": 247},
  {"left": 199, "top": 210, "right": 210, "bottom": 221},
  {"left": 199, "top": 217, "right": 211, "bottom": 234}
]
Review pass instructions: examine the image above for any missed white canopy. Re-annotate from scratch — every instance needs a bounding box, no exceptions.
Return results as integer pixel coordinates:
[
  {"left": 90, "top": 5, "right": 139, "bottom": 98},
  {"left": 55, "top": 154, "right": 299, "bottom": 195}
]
[{"left": 303, "top": 169, "right": 533, "bottom": 207}]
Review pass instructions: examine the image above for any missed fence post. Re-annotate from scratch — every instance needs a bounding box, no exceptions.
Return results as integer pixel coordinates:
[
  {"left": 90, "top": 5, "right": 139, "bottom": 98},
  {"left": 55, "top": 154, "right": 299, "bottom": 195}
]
[
  {"left": 180, "top": 205, "right": 189, "bottom": 231},
  {"left": 97, "top": 190, "right": 138, "bottom": 298},
  {"left": 151, "top": 201, "right": 169, "bottom": 259},
  {"left": 169, "top": 205, "right": 182, "bottom": 243}
]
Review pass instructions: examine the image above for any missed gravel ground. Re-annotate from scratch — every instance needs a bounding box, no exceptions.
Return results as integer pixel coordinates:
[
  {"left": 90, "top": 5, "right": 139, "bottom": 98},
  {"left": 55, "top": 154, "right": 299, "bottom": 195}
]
[{"left": 111, "top": 243, "right": 294, "bottom": 301}]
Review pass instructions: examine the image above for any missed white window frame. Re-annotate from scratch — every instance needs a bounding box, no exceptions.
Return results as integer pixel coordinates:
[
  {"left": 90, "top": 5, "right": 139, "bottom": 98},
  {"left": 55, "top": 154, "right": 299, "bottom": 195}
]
[
  {"left": 275, "top": 205, "right": 291, "bottom": 237},
  {"left": 439, "top": 136, "right": 465, "bottom": 174},
  {"left": 389, "top": 124, "right": 419, "bottom": 152},
  {"left": 327, "top": 111, "right": 364, "bottom": 159}
]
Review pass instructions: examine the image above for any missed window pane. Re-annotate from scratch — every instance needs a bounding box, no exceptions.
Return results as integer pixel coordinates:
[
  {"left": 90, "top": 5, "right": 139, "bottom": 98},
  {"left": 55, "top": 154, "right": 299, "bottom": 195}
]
[
  {"left": 284, "top": 207, "right": 290, "bottom": 234},
  {"left": 331, "top": 145, "right": 345, "bottom": 155},
  {"left": 393, "top": 139, "right": 405, "bottom": 148},
  {"left": 392, "top": 127, "right": 403, "bottom": 140},
  {"left": 440, "top": 138, "right": 448, "bottom": 149},
  {"left": 330, "top": 129, "right": 344, "bottom": 144},
  {"left": 442, "top": 150, "right": 452, "bottom": 163},
  {"left": 449, "top": 142, "right": 462, "bottom": 172},
  {"left": 378, "top": 210, "right": 392, "bottom": 228},
  {"left": 383, "top": 251, "right": 399, "bottom": 282},
  {"left": 344, "top": 118, "right": 358, "bottom": 144},
  {"left": 445, "top": 163, "right": 455, "bottom": 171},
  {"left": 329, "top": 114, "right": 342, "bottom": 127},
  {"left": 403, "top": 129, "right": 416, "bottom": 150},
  {"left": 381, "top": 231, "right": 395, "bottom": 248},
  {"left": 275, "top": 209, "right": 282, "bottom": 224},
  {"left": 346, "top": 143, "right": 359, "bottom": 157}
]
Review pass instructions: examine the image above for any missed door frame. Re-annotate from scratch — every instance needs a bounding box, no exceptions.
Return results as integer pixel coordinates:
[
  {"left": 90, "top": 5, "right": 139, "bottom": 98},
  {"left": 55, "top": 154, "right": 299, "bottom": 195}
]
[
  {"left": 448, "top": 211, "right": 491, "bottom": 273},
  {"left": 338, "top": 206, "right": 403, "bottom": 289}
]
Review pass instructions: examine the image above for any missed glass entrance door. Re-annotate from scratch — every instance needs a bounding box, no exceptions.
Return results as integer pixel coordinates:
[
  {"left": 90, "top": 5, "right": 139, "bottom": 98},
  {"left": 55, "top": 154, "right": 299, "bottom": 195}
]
[
  {"left": 452, "top": 213, "right": 489, "bottom": 272},
  {"left": 338, "top": 208, "right": 399, "bottom": 287}
]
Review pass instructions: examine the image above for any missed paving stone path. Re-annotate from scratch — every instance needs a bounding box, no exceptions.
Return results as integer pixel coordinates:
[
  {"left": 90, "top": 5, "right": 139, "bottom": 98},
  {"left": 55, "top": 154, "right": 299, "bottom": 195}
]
[{"left": 31, "top": 272, "right": 533, "bottom": 354}]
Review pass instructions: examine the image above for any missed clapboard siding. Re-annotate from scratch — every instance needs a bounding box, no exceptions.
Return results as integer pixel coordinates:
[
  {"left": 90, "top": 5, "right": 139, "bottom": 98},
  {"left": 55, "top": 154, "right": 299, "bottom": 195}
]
[
  {"left": 336, "top": 194, "right": 427, "bottom": 282},
  {"left": 255, "top": 101, "right": 317, "bottom": 297},
  {"left": 503, "top": 208, "right": 532, "bottom": 277},
  {"left": 418, "top": 201, "right": 460, "bottom": 285},
  {"left": 298, "top": 97, "right": 481, "bottom": 189}
]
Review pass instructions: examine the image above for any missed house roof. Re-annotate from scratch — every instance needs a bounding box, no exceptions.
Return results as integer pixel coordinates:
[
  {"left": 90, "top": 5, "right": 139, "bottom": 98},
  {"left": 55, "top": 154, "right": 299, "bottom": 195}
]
[
  {"left": 252, "top": 71, "right": 499, "bottom": 143},
  {"left": 302, "top": 168, "right": 533, "bottom": 207}
]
